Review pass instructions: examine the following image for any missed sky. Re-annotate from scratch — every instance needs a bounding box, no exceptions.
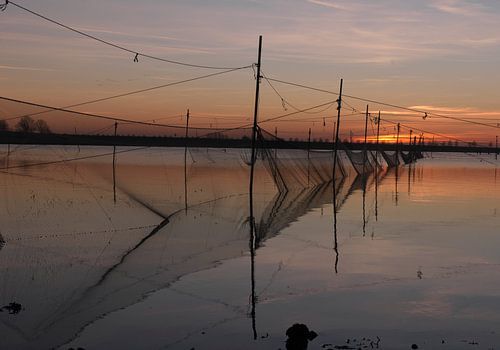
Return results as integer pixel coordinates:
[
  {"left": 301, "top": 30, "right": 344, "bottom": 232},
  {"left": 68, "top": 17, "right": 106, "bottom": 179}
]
[{"left": 1, "top": 0, "right": 500, "bottom": 144}]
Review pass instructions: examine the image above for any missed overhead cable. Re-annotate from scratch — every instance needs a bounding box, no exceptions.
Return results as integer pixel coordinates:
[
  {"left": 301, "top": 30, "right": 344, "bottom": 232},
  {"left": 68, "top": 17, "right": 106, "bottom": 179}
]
[{"left": 6, "top": 0, "right": 252, "bottom": 70}]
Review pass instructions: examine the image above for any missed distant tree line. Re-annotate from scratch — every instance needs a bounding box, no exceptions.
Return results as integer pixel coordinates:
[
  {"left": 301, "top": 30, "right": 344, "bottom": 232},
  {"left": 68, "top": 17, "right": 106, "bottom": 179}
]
[{"left": 0, "top": 116, "right": 52, "bottom": 134}]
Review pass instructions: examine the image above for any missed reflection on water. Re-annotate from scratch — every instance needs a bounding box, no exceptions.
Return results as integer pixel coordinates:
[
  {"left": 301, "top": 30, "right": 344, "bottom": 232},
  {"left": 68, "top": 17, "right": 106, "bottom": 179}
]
[{"left": 0, "top": 147, "right": 499, "bottom": 349}]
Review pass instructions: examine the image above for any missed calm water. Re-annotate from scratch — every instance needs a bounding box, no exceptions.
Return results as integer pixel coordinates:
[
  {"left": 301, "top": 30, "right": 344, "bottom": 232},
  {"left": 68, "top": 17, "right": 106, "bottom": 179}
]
[{"left": 0, "top": 146, "right": 499, "bottom": 350}]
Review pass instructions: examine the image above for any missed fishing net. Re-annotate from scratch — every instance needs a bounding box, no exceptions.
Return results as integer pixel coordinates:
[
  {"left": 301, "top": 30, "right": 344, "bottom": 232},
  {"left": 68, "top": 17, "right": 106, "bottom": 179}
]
[
  {"left": 380, "top": 150, "right": 400, "bottom": 168},
  {"left": 342, "top": 145, "right": 374, "bottom": 175},
  {"left": 0, "top": 96, "right": 383, "bottom": 349}
]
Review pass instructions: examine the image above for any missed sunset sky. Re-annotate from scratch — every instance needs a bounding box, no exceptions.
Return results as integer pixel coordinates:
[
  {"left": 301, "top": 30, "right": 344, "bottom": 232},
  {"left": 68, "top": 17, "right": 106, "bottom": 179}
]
[{"left": 1, "top": 0, "right": 500, "bottom": 144}]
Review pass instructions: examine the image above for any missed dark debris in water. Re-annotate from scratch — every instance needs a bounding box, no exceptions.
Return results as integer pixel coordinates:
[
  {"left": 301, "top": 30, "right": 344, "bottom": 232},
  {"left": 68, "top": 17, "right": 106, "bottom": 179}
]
[
  {"left": 0, "top": 302, "right": 23, "bottom": 315},
  {"left": 286, "top": 323, "right": 317, "bottom": 350},
  {"left": 0, "top": 233, "right": 5, "bottom": 251}
]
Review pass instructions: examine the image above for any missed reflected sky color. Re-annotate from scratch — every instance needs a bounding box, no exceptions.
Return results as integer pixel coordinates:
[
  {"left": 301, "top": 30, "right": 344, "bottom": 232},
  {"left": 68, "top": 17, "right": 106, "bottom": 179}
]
[
  {"left": 0, "top": 147, "right": 499, "bottom": 349},
  {"left": 1, "top": 1, "right": 500, "bottom": 142}
]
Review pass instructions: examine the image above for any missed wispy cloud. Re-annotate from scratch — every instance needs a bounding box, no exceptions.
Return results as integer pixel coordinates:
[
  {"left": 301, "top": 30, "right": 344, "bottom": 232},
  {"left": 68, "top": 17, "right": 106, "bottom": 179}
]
[
  {"left": 306, "top": 0, "right": 354, "bottom": 11},
  {"left": 0, "top": 65, "right": 58, "bottom": 72},
  {"left": 429, "top": 0, "right": 485, "bottom": 16}
]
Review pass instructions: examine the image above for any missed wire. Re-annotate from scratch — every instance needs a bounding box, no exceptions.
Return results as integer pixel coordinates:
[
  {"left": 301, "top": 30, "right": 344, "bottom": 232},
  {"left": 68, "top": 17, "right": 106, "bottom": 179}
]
[
  {"left": 6, "top": 0, "right": 252, "bottom": 70},
  {"left": 199, "top": 98, "right": 341, "bottom": 139},
  {"left": 0, "top": 96, "right": 249, "bottom": 132},
  {"left": 1, "top": 67, "right": 251, "bottom": 122},
  {"left": 265, "top": 77, "right": 500, "bottom": 130},
  {"left": 261, "top": 71, "right": 336, "bottom": 115},
  {"left": 260, "top": 100, "right": 340, "bottom": 124},
  {"left": 380, "top": 117, "right": 479, "bottom": 146}
]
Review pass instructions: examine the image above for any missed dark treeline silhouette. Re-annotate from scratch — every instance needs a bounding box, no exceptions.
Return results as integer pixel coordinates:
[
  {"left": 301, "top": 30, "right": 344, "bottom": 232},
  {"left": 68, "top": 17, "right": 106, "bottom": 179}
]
[{"left": 0, "top": 130, "right": 497, "bottom": 154}]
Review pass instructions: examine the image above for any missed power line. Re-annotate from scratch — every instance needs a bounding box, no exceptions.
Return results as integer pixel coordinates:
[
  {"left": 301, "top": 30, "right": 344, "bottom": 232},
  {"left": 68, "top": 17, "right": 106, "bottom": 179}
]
[
  {"left": 265, "top": 76, "right": 500, "bottom": 130},
  {"left": 5, "top": 0, "right": 252, "bottom": 70},
  {"left": 1, "top": 66, "right": 250, "bottom": 122}
]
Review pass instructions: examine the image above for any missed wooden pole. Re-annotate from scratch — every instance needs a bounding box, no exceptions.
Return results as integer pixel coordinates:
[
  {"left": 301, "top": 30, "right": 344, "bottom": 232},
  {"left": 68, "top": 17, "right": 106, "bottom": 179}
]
[
  {"left": 113, "top": 121, "right": 118, "bottom": 203},
  {"left": 375, "top": 111, "right": 380, "bottom": 221},
  {"left": 332, "top": 79, "right": 343, "bottom": 273},
  {"left": 332, "top": 79, "right": 343, "bottom": 181},
  {"left": 184, "top": 109, "right": 190, "bottom": 213},
  {"left": 274, "top": 126, "right": 278, "bottom": 158},
  {"left": 363, "top": 105, "right": 369, "bottom": 175},
  {"left": 496, "top": 135, "right": 498, "bottom": 160},
  {"left": 307, "top": 127, "right": 311, "bottom": 187},
  {"left": 249, "top": 35, "right": 262, "bottom": 342},
  {"left": 249, "top": 35, "right": 262, "bottom": 197},
  {"left": 395, "top": 123, "right": 400, "bottom": 165}
]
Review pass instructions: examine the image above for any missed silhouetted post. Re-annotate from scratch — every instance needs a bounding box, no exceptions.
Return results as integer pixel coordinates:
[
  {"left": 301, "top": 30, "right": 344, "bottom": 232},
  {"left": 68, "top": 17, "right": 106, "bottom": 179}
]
[
  {"left": 395, "top": 123, "right": 401, "bottom": 165},
  {"left": 496, "top": 135, "right": 498, "bottom": 160},
  {"left": 75, "top": 127, "right": 80, "bottom": 153},
  {"left": 7, "top": 143, "right": 10, "bottom": 157},
  {"left": 249, "top": 35, "right": 262, "bottom": 341},
  {"left": 361, "top": 105, "right": 369, "bottom": 237},
  {"left": 332, "top": 79, "right": 343, "bottom": 182},
  {"left": 307, "top": 127, "right": 312, "bottom": 159},
  {"left": 249, "top": 35, "right": 262, "bottom": 197},
  {"left": 375, "top": 111, "right": 380, "bottom": 221},
  {"left": 274, "top": 126, "right": 278, "bottom": 158},
  {"left": 184, "top": 109, "right": 190, "bottom": 212},
  {"left": 307, "top": 127, "right": 311, "bottom": 187},
  {"left": 113, "top": 121, "right": 118, "bottom": 203},
  {"left": 332, "top": 79, "right": 343, "bottom": 274},
  {"left": 333, "top": 121, "right": 336, "bottom": 143},
  {"left": 363, "top": 105, "right": 369, "bottom": 175},
  {"left": 375, "top": 111, "right": 381, "bottom": 165}
]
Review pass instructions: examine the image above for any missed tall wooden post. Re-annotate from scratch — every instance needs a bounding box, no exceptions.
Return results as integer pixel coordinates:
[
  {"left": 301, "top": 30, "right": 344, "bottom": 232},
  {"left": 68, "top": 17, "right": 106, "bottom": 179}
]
[
  {"left": 248, "top": 35, "right": 262, "bottom": 341},
  {"left": 184, "top": 109, "right": 190, "bottom": 212},
  {"left": 249, "top": 35, "right": 262, "bottom": 197},
  {"left": 306, "top": 127, "right": 311, "bottom": 185},
  {"left": 395, "top": 123, "right": 401, "bottom": 165},
  {"left": 274, "top": 126, "right": 278, "bottom": 158},
  {"left": 332, "top": 79, "right": 343, "bottom": 274},
  {"left": 363, "top": 105, "right": 369, "bottom": 175},
  {"left": 332, "top": 79, "right": 343, "bottom": 181},
  {"left": 113, "top": 121, "right": 118, "bottom": 203},
  {"left": 375, "top": 111, "right": 380, "bottom": 221},
  {"left": 496, "top": 135, "right": 498, "bottom": 160}
]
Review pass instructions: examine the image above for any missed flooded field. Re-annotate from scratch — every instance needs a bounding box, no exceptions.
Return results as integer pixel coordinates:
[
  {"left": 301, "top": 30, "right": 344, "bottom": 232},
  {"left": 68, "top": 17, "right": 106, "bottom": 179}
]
[{"left": 0, "top": 146, "right": 499, "bottom": 350}]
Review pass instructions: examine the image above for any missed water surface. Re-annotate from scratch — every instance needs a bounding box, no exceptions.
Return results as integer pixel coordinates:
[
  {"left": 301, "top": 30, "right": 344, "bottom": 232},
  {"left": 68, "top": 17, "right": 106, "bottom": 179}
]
[{"left": 0, "top": 147, "right": 499, "bottom": 349}]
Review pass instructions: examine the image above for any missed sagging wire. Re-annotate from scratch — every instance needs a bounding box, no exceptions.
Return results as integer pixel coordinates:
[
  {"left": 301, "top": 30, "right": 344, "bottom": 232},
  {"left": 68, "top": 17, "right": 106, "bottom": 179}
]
[{"left": 4, "top": 0, "right": 252, "bottom": 70}]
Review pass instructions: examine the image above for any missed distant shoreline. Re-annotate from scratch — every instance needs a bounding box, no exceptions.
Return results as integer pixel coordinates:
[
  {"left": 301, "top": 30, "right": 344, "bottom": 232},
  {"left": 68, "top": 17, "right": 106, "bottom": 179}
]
[{"left": 0, "top": 131, "right": 498, "bottom": 154}]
